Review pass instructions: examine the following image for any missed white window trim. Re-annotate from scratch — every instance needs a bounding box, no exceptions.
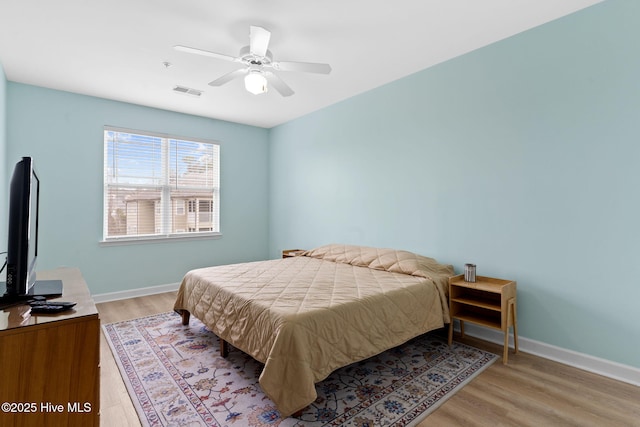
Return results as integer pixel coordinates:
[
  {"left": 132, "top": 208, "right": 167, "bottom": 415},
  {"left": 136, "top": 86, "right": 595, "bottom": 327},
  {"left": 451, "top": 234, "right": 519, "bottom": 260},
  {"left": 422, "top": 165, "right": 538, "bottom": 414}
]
[
  {"left": 102, "top": 126, "right": 221, "bottom": 244},
  {"left": 99, "top": 232, "right": 222, "bottom": 246}
]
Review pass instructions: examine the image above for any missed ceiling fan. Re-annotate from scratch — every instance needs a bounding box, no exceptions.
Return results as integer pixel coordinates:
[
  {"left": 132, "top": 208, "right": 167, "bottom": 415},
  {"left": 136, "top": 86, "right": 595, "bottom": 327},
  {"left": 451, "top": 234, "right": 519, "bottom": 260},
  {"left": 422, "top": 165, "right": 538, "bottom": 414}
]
[{"left": 174, "top": 26, "right": 332, "bottom": 97}]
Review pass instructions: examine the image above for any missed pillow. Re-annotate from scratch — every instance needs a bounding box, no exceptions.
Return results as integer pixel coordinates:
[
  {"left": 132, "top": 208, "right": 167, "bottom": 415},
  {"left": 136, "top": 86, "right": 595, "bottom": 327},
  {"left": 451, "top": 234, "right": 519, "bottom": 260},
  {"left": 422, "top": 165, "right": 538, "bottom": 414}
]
[
  {"left": 369, "top": 249, "right": 454, "bottom": 278},
  {"left": 303, "top": 244, "right": 453, "bottom": 278},
  {"left": 303, "top": 244, "right": 378, "bottom": 267}
]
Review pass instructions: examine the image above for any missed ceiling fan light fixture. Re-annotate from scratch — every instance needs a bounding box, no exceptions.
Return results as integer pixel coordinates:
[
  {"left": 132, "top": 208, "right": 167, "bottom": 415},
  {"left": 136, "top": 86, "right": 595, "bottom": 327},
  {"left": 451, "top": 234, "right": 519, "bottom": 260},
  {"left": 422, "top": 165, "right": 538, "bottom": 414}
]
[{"left": 244, "top": 70, "right": 268, "bottom": 95}]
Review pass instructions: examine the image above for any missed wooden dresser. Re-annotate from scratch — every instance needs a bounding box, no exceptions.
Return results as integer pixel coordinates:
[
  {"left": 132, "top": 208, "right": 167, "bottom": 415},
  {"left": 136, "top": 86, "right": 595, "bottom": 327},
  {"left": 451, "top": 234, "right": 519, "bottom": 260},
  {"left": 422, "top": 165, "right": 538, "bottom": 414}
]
[{"left": 0, "top": 267, "right": 100, "bottom": 426}]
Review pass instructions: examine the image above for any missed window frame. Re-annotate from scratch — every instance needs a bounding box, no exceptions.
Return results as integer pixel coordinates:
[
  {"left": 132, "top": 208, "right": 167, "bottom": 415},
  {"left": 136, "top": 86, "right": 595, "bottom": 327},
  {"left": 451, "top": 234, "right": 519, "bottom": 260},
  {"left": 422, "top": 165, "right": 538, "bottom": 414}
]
[{"left": 101, "top": 126, "right": 221, "bottom": 245}]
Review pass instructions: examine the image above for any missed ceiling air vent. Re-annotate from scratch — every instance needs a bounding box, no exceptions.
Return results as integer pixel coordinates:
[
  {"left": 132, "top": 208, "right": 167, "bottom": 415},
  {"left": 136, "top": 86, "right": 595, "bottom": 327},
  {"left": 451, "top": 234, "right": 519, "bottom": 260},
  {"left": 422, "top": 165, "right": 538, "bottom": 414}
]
[{"left": 173, "top": 85, "right": 203, "bottom": 97}]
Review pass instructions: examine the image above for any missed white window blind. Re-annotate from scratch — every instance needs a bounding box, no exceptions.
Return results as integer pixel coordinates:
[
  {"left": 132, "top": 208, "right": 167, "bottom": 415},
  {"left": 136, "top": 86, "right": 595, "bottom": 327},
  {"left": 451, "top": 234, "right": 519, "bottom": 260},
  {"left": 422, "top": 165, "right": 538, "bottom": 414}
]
[{"left": 103, "top": 127, "right": 220, "bottom": 241}]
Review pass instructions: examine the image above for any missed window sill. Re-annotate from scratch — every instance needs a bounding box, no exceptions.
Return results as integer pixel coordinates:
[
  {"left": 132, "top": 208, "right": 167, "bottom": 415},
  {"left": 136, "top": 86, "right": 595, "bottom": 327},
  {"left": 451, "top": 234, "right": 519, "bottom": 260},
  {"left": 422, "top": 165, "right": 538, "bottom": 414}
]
[{"left": 99, "top": 232, "right": 222, "bottom": 246}]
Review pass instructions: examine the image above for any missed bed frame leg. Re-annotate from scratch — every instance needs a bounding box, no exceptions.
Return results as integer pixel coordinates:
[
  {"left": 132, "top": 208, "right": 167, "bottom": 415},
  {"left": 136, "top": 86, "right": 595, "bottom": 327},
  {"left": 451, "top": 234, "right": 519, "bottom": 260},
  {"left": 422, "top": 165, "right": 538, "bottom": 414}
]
[
  {"left": 179, "top": 311, "right": 229, "bottom": 358},
  {"left": 220, "top": 338, "right": 229, "bottom": 358},
  {"left": 181, "top": 310, "right": 191, "bottom": 325},
  {"left": 292, "top": 407, "right": 306, "bottom": 418}
]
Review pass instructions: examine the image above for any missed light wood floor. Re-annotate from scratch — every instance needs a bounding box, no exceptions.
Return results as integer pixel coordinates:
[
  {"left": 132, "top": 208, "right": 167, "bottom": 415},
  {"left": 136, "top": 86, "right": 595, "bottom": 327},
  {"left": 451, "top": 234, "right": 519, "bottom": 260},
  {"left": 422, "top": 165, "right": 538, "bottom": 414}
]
[{"left": 97, "top": 292, "right": 640, "bottom": 427}]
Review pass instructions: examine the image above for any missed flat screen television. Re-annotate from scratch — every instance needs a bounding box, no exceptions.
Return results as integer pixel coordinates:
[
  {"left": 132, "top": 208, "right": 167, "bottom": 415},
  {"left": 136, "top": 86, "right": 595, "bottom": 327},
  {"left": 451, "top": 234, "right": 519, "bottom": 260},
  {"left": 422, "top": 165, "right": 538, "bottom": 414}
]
[{"left": 1, "top": 157, "right": 61, "bottom": 302}]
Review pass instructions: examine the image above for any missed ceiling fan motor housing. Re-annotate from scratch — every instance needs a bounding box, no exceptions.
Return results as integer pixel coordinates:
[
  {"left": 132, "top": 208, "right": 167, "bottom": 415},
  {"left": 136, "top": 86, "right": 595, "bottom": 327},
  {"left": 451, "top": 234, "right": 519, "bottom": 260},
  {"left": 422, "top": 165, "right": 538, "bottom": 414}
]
[{"left": 239, "top": 46, "right": 273, "bottom": 68}]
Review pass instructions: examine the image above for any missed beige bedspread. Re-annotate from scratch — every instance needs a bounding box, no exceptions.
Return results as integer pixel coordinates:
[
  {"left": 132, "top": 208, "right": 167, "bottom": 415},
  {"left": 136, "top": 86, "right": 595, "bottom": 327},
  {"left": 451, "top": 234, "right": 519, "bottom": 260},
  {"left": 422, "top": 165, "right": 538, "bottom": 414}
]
[{"left": 173, "top": 244, "right": 454, "bottom": 417}]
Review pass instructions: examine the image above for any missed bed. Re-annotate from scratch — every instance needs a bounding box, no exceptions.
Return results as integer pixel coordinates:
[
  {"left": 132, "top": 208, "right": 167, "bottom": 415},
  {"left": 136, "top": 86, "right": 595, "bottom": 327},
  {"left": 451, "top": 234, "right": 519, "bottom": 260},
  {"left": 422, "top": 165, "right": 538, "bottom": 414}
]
[{"left": 173, "top": 244, "right": 454, "bottom": 417}]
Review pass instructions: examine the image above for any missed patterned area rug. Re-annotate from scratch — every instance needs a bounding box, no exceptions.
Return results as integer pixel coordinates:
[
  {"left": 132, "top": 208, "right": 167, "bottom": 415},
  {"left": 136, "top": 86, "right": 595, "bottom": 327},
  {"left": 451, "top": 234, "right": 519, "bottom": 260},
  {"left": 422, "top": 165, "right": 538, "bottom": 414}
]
[{"left": 103, "top": 312, "right": 497, "bottom": 427}]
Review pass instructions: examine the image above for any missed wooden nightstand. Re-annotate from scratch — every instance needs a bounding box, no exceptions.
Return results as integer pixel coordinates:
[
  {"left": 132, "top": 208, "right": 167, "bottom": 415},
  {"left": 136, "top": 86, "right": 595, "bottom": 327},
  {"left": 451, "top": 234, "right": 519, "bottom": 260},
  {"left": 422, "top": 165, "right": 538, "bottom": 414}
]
[
  {"left": 448, "top": 274, "right": 518, "bottom": 364},
  {"left": 282, "top": 249, "right": 305, "bottom": 258}
]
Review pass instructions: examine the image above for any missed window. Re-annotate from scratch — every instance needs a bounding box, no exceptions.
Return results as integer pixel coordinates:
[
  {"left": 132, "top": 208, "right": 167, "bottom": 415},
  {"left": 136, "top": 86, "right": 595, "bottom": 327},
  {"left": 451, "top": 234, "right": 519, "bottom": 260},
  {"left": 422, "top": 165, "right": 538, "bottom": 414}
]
[
  {"left": 103, "top": 127, "right": 220, "bottom": 242},
  {"left": 175, "top": 200, "right": 185, "bottom": 216}
]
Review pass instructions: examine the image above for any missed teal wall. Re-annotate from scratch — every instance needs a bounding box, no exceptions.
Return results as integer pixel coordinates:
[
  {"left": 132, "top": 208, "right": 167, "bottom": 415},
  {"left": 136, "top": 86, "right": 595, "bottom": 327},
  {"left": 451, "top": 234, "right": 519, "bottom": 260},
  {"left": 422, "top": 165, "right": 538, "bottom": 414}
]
[
  {"left": 269, "top": 0, "right": 640, "bottom": 368},
  {"left": 7, "top": 83, "right": 270, "bottom": 294},
  {"left": 0, "top": 62, "right": 6, "bottom": 254}
]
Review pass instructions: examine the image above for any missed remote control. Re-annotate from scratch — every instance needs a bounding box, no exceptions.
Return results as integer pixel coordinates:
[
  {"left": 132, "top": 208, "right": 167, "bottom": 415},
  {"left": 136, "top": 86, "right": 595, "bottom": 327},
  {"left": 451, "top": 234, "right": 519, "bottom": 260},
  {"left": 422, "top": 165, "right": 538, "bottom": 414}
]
[
  {"left": 30, "top": 304, "right": 71, "bottom": 314},
  {"left": 28, "top": 300, "right": 76, "bottom": 314},
  {"left": 29, "top": 300, "right": 76, "bottom": 307}
]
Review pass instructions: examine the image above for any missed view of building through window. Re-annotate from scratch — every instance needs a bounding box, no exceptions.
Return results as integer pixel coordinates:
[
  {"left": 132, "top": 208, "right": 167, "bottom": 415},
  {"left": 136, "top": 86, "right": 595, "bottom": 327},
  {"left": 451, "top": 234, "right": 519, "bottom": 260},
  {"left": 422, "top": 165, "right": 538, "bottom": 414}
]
[{"left": 103, "top": 127, "right": 220, "bottom": 240}]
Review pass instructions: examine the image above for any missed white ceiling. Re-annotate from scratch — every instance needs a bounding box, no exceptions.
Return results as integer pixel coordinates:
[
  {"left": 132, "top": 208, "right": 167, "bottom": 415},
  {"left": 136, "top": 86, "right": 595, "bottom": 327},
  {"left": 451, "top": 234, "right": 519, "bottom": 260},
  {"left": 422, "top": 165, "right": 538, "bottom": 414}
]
[{"left": 0, "top": 0, "right": 602, "bottom": 129}]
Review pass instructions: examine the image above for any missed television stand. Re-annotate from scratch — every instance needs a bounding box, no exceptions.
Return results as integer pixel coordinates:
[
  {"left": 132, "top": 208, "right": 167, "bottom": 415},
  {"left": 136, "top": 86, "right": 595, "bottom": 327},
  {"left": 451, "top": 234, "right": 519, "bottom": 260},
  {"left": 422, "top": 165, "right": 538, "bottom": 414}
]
[{"left": 0, "top": 267, "right": 100, "bottom": 426}]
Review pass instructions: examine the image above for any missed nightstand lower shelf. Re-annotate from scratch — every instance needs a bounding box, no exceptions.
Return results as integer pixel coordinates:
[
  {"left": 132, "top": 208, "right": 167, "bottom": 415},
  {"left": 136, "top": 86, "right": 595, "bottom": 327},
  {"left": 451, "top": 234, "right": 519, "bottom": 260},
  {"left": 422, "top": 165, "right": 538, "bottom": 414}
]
[{"left": 448, "top": 274, "right": 518, "bottom": 364}]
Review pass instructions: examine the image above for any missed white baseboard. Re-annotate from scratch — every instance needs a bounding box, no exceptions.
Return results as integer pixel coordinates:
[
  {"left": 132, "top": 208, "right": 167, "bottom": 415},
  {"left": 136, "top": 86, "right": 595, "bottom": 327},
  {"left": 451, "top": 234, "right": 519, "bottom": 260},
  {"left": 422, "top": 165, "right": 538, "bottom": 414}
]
[
  {"left": 93, "top": 282, "right": 180, "bottom": 304},
  {"left": 457, "top": 322, "right": 640, "bottom": 387}
]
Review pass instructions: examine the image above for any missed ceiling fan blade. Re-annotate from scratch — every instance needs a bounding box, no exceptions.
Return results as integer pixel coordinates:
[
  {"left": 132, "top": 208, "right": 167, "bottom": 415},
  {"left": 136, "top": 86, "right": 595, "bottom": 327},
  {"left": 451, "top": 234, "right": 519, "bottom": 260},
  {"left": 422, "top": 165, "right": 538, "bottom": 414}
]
[
  {"left": 265, "top": 72, "right": 294, "bottom": 97},
  {"left": 249, "top": 26, "right": 271, "bottom": 57},
  {"left": 272, "top": 60, "right": 332, "bottom": 74},
  {"left": 174, "top": 45, "right": 239, "bottom": 63},
  {"left": 208, "top": 68, "right": 248, "bottom": 86}
]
